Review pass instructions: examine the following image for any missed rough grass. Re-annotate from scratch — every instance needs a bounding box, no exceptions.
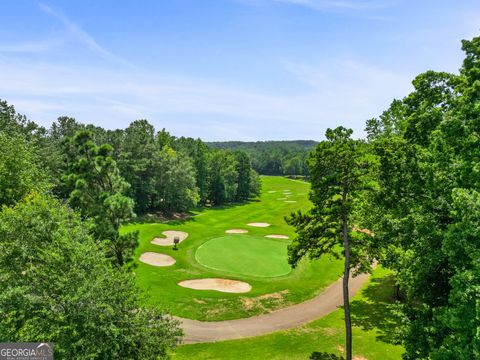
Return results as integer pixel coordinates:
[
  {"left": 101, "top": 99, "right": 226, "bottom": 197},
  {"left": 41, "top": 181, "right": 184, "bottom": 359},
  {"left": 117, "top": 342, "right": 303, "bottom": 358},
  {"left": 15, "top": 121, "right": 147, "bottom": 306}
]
[
  {"left": 174, "top": 267, "right": 405, "bottom": 360},
  {"left": 195, "top": 235, "right": 292, "bottom": 277},
  {"left": 122, "top": 176, "right": 344, "bottom": 320}
]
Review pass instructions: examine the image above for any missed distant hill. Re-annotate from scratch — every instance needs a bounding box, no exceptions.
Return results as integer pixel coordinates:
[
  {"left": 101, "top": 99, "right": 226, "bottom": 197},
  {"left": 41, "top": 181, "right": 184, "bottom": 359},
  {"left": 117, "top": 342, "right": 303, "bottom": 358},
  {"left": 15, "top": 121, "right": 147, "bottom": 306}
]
[
  {"left": 207, "top": 140, "right": 317, "bottom": 151},
  {"left": 206, "top": 140, "right": 318, "bottom": 175}
]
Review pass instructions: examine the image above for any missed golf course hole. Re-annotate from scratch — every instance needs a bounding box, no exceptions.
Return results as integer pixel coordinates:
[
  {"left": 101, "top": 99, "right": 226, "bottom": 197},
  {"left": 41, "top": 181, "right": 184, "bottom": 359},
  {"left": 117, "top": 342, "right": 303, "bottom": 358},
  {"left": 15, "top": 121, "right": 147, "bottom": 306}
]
[
  {"left": 247, "top": 222, "right": 270, "bottom": 227},
  {"left": 195, "top": 235, "right": 291, "bottom": 277},
  {"left": 226, "top": 229, "right": 249, "bottom": 234},
  {"left": 265, "top": 234, "right": 290, "bottom": 239},
  {"left": 139, "top": 252, "right": 176, "bottom": 267},
  {"left": 151, "top": 230, "right": 188, "bottom": 246},
  {"left": 178, "top": 278, "right": 252, "bottom": 293}
]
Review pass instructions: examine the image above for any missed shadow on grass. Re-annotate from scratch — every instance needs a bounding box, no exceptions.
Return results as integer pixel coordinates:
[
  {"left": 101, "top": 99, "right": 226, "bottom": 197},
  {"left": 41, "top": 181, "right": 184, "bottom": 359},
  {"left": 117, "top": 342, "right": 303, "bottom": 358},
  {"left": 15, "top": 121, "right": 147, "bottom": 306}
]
[
  {"left": 349, "top": 274, "right": 402, "bottom": 345},
  {"left": 310, "top": 352, "right": 344, "bottom": 360},
  {"left": 129, "top": 198, "right": 262, "bottom": 226}
]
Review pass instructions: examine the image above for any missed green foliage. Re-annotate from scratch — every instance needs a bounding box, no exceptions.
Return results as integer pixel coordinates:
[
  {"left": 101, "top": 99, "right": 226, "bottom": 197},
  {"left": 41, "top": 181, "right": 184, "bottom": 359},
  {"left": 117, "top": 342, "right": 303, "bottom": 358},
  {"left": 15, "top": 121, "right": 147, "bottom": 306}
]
[
  {"left": 208, "top": 140, "right": 315, "bottom": 175},
  {"left": 118, "top": 119, "right": 157, "bottom": 213},
  {"left": 0, "top": 194, "right": 182, "bottom": 359},
  {"left": 286, "top": 127, "right": 374, "bottom": 271},
  {"left": 234, "top": 151, "right": 252, "bottom": 200},
  {"left": 63, "top": 130, "right": 138, "bottom": 267},
  {"left": 152, "top": 146, "right": 199, "bottom": 213},
  {"left": 0, "top": 132, "right": 49, "bottom": 207},
  {"left": 365, "top": 35, "right": 480, "bottom": 360}
]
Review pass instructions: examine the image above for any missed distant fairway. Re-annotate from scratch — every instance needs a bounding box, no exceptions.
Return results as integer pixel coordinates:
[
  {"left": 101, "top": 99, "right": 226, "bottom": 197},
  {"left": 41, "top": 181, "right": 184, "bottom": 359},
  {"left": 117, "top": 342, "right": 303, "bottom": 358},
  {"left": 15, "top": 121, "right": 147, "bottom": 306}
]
[{"left": 195, "top": 235, "right": 291, "bottom": 277}]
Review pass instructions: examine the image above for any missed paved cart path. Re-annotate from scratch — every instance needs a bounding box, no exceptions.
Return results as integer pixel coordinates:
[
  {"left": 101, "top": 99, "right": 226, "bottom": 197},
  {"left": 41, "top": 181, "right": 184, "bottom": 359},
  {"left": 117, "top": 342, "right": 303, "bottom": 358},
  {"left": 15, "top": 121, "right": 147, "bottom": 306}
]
[{"left": 176, "top": 272, "right": 370, "bottom": 344}]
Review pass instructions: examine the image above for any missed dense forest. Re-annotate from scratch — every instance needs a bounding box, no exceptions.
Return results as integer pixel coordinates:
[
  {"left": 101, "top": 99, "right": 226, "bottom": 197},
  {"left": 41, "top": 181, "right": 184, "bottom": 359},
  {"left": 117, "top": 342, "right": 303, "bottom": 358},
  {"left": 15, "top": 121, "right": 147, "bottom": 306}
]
[{"left": 207, "top": 140, "right": 316, "bottom": 175}]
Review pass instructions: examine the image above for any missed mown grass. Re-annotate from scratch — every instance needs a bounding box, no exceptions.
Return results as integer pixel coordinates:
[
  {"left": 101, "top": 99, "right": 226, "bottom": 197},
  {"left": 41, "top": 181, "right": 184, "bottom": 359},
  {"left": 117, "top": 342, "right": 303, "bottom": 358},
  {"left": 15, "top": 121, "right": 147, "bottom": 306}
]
[
  {"left": 122, "top": 176, "right": 344, "bottom": 320},
  {"left": 195, "top": 234, "right": 292, "bottom": 278},
  {"left": 174, "top": 267, "right": 404, "bottom": 360}
]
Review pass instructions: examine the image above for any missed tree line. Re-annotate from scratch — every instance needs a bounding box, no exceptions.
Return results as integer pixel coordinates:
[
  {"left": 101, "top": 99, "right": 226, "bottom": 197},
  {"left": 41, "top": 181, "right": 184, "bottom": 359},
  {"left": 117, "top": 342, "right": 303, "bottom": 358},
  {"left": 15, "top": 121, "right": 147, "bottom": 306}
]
[
  {"left": 208, "top": 140, "right": 316, "bottom": 175},
  {"left": 288, "top": 36, "right": 480, "bottom": 360}
]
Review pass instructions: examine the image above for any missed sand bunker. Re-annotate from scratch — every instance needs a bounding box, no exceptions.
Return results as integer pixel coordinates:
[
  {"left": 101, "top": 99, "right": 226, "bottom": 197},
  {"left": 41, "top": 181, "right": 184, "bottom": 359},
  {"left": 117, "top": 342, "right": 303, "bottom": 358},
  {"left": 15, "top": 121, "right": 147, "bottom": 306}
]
[
  {"left": 151, "top": 230, "right": 188, "bottom": 246},
  {"left": 178, "top": 278, "right": 252, "bottom": 293},
  {"left": 265, "top": 234, "right": 290, "bottom": 239},
  {"left": 139, "top": 252, "right": 176, "bottom": 267},
  {"left": 247, "top": 222, "right": 271, "bottom": 227},
  {"left": 226, "top": 229, "right": 249, "bottom": 234}
]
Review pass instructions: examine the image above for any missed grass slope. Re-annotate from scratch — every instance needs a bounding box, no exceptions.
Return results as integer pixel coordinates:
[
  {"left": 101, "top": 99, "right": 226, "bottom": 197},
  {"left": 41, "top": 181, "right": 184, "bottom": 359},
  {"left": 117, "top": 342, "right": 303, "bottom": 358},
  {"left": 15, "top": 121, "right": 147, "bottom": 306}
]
[
  {"left": 195, "top": 235, "right": 291, "bottom": 278},
  {"left": 122, "top": 176, "right": 343, "bottom": 321},
  {"left": 174, "top": 267, "right": 404, "bottom": 360}
]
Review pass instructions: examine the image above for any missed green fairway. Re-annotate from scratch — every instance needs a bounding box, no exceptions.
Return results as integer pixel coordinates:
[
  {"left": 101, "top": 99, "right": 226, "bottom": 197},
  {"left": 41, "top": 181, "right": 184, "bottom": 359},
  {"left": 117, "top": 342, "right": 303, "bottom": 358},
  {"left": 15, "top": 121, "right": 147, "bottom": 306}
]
[
  {"left": 174, "top": 267, "right": 404, "bottom": 360},
  {"left": 195, "top": 235, "right": 291, "bottom": 278},
  {"left": 122, "top": 176, "right": 344, "bottom": 321}
]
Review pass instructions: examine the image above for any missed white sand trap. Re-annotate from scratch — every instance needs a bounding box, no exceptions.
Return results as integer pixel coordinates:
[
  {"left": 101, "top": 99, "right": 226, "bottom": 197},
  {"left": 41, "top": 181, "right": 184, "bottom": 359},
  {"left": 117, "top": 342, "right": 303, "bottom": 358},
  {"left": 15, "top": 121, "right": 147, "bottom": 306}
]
[
  {"left": 265, "top": 234, "right": 290, "bottom": 239},
  {"left": 285, "top": 200, "right": 297, "bottom": 203},
  {"left": 226, "top": 229, "right": 249, "bottom": 234},
  {"left": 247, "top": 222, "right": 271, "bottom": 227},
  {"left": 139, "top": 252, "right": 176, "bottom": 267},
  {"left": 178, "top": 278, "right": 252, "bottom": 293},
  {"left": 151, "top": 230, "right": 188, "bottom": 246}
]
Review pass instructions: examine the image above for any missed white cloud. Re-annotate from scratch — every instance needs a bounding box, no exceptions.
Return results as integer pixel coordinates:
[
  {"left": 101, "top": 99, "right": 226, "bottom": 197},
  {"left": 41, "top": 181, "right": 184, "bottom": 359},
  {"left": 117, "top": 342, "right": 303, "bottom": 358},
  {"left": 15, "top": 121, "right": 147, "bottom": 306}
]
[
  {"left": 38, "top": 3, "right": 134, "bottom": 68},
  {"left": 0, "top": 54, "right": 414, "bottom": 141},
  {"left": 0, "top": 39, "right": 64, "bottom": 53}
]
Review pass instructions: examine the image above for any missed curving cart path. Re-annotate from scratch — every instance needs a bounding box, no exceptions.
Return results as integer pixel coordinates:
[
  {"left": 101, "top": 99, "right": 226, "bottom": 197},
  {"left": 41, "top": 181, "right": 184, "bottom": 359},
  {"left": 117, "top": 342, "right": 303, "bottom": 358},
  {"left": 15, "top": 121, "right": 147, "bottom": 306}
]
[{"left": 176, "top": 272, "right": 370, "bottom": 344}]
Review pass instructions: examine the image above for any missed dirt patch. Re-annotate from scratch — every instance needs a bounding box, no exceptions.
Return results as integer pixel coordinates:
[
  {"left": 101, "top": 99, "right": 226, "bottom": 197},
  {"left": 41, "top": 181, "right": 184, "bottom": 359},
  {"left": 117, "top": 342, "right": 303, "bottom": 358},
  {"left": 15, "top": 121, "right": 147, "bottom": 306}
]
[
  {"left": 225, "top": 229, "right": 249, "bottom": 234},
  {"left": 151, "top": 230, "right": 189, "bottom": 246},
  {"left": 241, "top": 290, "right": 289, "bottom": 311},
  {"left": 247, "top": 222, "right": 270, "bottom": 227},
  {"left": 178, "top": 278, "right": 252, "bottom": 293},
  {"left": 353, "top": 356, "right": 368, "bottom": 360},
  {"left": 265, "top": 234, "right": 289, "bottom": 239},
  {"left": 319, "top": 327, "right": 339, "bottom": 336},
  {"left": 139, "top": 252, "right": 176, "bottom": 267},
  {"left": 352, "top": 226, "right": 375, "bottom": 237},
  {"left": 193, "top": 298, "right": 206, "bottom": 304}
]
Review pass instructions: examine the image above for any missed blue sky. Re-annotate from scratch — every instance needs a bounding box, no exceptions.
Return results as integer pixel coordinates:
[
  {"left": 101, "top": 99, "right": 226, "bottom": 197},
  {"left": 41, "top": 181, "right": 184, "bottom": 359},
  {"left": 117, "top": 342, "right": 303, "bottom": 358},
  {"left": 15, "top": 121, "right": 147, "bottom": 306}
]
[{"left": 1, "top": 0, "right": 479, "bottom": 141}]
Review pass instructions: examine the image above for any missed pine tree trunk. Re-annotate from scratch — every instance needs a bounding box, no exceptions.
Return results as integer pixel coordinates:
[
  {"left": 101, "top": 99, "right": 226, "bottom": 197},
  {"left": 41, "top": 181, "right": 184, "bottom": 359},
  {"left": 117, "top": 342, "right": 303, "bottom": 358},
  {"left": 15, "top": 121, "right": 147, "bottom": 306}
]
[{"left": 343, "top": 219, "right": 352, "bottom": 360}]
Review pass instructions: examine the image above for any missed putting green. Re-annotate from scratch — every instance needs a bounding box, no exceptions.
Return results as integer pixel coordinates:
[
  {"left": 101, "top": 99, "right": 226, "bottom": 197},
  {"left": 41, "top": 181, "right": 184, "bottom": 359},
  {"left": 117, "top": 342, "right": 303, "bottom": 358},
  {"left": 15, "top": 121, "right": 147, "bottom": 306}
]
[{"left": 195, "top": 235, "right": 292, "bottom": 278}]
